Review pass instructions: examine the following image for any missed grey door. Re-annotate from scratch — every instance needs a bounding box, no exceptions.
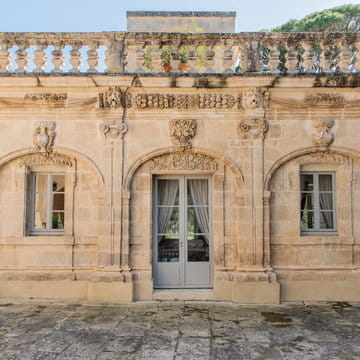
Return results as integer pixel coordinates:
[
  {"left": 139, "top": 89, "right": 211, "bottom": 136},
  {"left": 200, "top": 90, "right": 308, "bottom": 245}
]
[{"left": 153, "top": 176, "right": 212, "bottom": 288}]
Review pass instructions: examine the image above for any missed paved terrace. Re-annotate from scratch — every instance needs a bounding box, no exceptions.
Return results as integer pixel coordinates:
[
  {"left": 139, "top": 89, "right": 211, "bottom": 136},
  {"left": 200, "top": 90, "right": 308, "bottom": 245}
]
[{"left": 0, "top": 300, "right": 359, "bottom": 359}]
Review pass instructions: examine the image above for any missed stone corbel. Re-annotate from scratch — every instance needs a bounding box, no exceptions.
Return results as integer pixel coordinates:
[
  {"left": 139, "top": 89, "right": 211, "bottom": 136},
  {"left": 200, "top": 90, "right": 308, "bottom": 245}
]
[{"left": 100, "top": 122, "right": 128, "bottom": 139}]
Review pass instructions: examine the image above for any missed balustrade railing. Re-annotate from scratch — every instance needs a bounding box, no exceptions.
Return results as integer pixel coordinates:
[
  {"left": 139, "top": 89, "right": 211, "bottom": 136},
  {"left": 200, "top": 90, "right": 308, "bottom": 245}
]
[{"left": 0, "top": 32, "right": 358, "bottom": 75}]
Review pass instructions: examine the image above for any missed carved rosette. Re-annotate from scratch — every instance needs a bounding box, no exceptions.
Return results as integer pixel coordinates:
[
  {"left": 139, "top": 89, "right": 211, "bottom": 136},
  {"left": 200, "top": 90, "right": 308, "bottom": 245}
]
[
  {"left": 18, "top": 153, "right": 72, "bottom": 167},
  {"left": 100, "top": 122, "right": 128, "bottom": 139},
  {"left": 239, "top": 89, "right": 263, "bottom": 109},
  {"left": 238, "top": 118, "right": 269, "bottom": 140},
  {"left": 151, "top": 152, "right": 218, "bottom": 171},
  {"left": 99, "top": 87, "right": 131, "bottom": 109},
  {"left": 32, "top": 121, "right": 56, "bottom": 155},
  {"left": 312, "top": 119, "right": 335, "bottom": 147},
  {"left": 169, "top": 119, "right": 197, "bottom": 149}
]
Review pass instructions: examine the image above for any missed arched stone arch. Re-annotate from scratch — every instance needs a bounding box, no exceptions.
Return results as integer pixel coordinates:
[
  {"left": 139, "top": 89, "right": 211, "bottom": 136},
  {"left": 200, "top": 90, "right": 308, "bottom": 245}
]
[
  {"left": 123, "top": 146, "right": 244, "bottom": 193},
  {"left": 0, "top": 146, "right": 105, "bottom": 190}
]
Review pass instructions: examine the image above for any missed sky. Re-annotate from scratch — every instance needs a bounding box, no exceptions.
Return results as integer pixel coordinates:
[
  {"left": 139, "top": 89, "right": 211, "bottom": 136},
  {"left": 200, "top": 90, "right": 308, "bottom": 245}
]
[{"left": 1, "top": 0, "right": 359, "bottom": 32}]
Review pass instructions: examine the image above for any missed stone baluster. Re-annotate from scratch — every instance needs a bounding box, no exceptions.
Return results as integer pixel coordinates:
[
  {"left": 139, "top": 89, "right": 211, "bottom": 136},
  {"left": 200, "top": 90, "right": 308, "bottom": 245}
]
[
  {"left": 337, "top": 39, "right": 352, "bottom": 74},
  {"left": 105, "top": 39, "right": 124, "bottom": 73},
  {"left": 222, "top": 39, "right": 234, "bottom": 73},
  {"left": 320, "top": 41, "right": 331, "bottom": 73},
  {"left": 33, "top": 41, "right": 47, "bottom": 73},
  {"left": 69, "top": 41, "right": 82, "bottom": 73},
  {"left": 87, "top": 41, "right": 99, "bottom": 73},
  {"left": 170, "top": 41, "right": 180, "bottom": 73},
  {"left": 151, "top": 40, "right": 162, "bottom": 73},
  {"left": 204, "top": 40, "right": 215, "bottom": 73},
  {"left": 0, "top": 41, "right": 11, "bottom": 73},
  {"left": 135, "top": 40, "right": 146, "bottom": 73},
  {"left": 301, "top": 41, "right": 315, "bottom": 73},
  {"left": 51, "top": 40, "right": 64, "bottom": 73},
  {"left": 286, "top": 44, "right": 298, "bottom": 74},
  {"left": 187, "top": 40, "right": 198, "bottom": 73},
  {"left": 14, "top": 41, "right": 28, "bottom": 73},
  {"left": 351, "top": 40, "right": 360, "bottom": 73},
  {"left": 267, "top": 42, "right": 281, "bottom": 74}
]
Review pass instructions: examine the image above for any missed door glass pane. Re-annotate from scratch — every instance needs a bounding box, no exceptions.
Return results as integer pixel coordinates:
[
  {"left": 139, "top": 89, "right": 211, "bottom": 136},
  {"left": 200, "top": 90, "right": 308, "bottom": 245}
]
[
  {"left": 158, "top": 235, "right": 179, "bottom": 262},
  {"left": 52, "top": 212, "right": 64, "bottom": 229},
  {"left": 52, "top": 175, "right": 65, "bottom": 193},
  {"left": 35, "top": 174, "right": 48, "bottom": 193},
  {"left": 34, "top": 211, "right": 47, "bottom": 229},
  {"left": 158, "top": 207, "right": 179, "bottom": 234},
  {"left": 158, "top": 180, "right": 179, "bottom": 205},
  {"left": 301, "top": 193, "right": 313, "bottom": 210},
  {"left": 187, "top": 179, "right": 208, "bottom": 205},
  {"left": 35, "top": 192, "right": 48, "bottom": 213},
  {"left": 319, "top": 193, "right": 333, "bottom": 210},
  {"left": 301, "top": 210, "right": 314, "bottom": 230},
  {"left": 301, "top": 174, "right": 314, "bottom": 192},
  {"left": 188, "top": 235, "right": 209, "bottom": 262},
  {"left": 320, "top": 211, "right": 334, "bottom": 229},
  {"left": 319, "top": 174, "right": 332, "bottom": 191},
  {"left": 53, "top": 193, "right": 64, "bottom": 211}
]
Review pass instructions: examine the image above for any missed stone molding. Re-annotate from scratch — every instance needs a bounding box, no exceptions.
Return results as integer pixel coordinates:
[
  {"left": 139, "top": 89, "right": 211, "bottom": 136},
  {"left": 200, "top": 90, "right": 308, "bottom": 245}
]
[
  {"left": 296, "top": 151, "right": 349, "bottom": 166},
  {"left": 32, "top": 120, "right": 56, "bottom": 155},
  {"left": 99, "top": 87, "right": 132, "bottom": 109},
  {"left": 100, "top": 122, "right": 128, "bottom": 139},
  {"left": 169, "top": 119, "right": 197, "bottom": 149},
  {"left": 238, "top": 118, "right": 269, "bottom": 140},
  {"left": 151, "top": 152, "right": 218, "bottom": 171},
  {"left": 312, "top": 119, "right": 335, "bottom": 147},
  {"left": 24, "top": 93, "right": 67, "bottom": 101},
  {"left": 304, "top": 93, "right": 345, "bottom": 105},
  {"left": 18, "top": 153, "right": 73, "bottom": 167}
]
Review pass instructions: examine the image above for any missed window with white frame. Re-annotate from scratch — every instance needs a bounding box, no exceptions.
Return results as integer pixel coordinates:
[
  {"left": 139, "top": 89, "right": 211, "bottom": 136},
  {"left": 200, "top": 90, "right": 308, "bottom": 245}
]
[
  {"left": 301, "top": 172, "right": 336, "bottom": 233},
  {"left": 28, "top": 172, "right": 65, "bottom": 235}
]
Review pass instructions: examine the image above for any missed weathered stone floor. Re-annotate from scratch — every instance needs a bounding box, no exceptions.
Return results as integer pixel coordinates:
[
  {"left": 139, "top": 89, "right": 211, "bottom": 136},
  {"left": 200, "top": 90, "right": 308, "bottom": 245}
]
[{"left": 0, "top": 300, "right": 359, "bottom": 360}]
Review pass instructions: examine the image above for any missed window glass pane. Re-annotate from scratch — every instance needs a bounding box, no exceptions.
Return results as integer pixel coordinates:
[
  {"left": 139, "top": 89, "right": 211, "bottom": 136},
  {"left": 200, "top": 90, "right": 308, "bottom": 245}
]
[
  {"left": 158, "top": 207, "right": 179, "bottom": 234},
  {"left": 52, "top": 212, "right": 64, "bottom": 229},
  {"left": 35, "top": 174, "right": 48, "bottom": 193},
  {"left": 301, "top": 174, "right": 314, "bottom": 192},
  {"left": 187, "top": 179, "right": 208, "bottom": 205},
  {"left": 34, "top": 211, "right": 47, "bottom": 229},
  {"left": 53, "top": 193, "right": 64, "bottom": 211},
  {"left": 319, "top": 193, "right": 333, "bottom": 211},
  {"left": 158, "top": 180, "right": 179, "bottom": 205},
  {"left": 188, "top": 235, "right": 209, "bottom": 262},
  {"left": 52, "top": 175, "right": 65, "bottom": 193},
  {"left": 158, "top": 235, "right": 179, "bottom": 262},
  {"left": 319, "top": 174, "right": 333, "bottom": 192},
  {"left": 320, "top": 211, "right": 334, "bottom": 229},
  {"left": 35, "top": 192, "right": 48, "bottom": 213},
  {"left": 301, "top": 210, "right": 314, "bottom": 230},
  {"left": 301, "top": 193, "right": 313, "bottom": 211}
]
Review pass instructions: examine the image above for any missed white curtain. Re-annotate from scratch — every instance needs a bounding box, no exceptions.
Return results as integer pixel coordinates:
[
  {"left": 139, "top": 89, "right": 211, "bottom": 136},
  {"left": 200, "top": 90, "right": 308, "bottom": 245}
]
[
  {"left": 157, "top": 180, "right": 179, "bottom": 238},
  {"left": 319, "top": 175, "right": 333, "bottom": 228},
  {"left": 188, "top": 179, "right": 209, "bottom": 234}
]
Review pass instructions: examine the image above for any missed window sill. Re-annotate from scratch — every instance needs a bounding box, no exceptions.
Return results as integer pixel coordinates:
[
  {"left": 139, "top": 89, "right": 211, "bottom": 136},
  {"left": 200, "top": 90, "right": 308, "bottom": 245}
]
[{"left": 301, "top": 232, "right": 338, "bottom": 237}]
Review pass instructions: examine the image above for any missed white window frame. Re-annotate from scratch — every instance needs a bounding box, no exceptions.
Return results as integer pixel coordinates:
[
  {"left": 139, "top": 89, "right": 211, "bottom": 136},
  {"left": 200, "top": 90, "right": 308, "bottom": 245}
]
[
  {"left": 28, "top": 172, "right": 65, "bottom": 236},
  {"left": 300, "top": 172, "right": 336, "bottom": 234}
]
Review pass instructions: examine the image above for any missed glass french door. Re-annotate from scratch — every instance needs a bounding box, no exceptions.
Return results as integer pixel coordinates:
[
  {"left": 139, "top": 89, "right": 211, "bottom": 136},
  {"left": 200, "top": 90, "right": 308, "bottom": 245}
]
[{"left": 153, "top": 176, "right": 212, "bottom": 288}]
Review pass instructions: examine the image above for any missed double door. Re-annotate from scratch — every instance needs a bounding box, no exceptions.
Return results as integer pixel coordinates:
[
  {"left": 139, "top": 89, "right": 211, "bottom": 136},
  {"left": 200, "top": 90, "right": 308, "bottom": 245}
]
[{"left": 153, "top": 176, "right": 212, "bottom": 288}]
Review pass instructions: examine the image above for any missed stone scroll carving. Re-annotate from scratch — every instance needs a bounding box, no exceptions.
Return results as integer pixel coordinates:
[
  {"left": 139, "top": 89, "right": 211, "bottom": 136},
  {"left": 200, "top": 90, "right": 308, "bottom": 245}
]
[
  {"left": 24, "top": 93, "right": 67, "bottom": 101},
  {"left": 151, "top": 152, "right": 218, "bottom": 171},
  {"left": 99, "top": 87, "right": 132, "bottom": 109},
  {"left": 169, "top": 119, "right": 197, "bottom": 149},
  {"left": 32, "top": 121, "right": 56, "bottom": 155},
  {"left": 304, "top": 93, "right": 345, "bottom": 105},
  {"left": 238, "top": 118, "right": 269, "bottom": 140},
  {"left": 312, "top": 119, "right": 335, "bottom": 147},
  {"left": 296, "top": 152, "right": 349, "bottom": 166},
  {"left": 19, "top": 153, "right": 72, "bottom": 167},
  {"left": 100, "top": 122, "right": 128, "bottom": 139}
]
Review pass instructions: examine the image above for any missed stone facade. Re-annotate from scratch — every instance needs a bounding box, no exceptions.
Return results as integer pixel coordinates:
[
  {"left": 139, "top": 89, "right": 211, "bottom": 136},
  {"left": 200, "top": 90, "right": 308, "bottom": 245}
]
[{"left": 0, "top": 27, "right": 359, "bottom": 303}]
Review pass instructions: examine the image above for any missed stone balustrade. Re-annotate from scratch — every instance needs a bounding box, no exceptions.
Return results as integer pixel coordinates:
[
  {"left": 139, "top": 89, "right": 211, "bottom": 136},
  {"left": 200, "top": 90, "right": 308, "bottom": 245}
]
[{"left": 0, "top": 32, "right": 358, "bottom": 75}]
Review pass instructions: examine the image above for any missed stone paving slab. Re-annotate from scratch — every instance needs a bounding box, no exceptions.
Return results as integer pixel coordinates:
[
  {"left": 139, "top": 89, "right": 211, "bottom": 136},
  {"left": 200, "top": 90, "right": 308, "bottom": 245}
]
[{"left": 0, "top": 300, "right": 359, "bottom": 360}]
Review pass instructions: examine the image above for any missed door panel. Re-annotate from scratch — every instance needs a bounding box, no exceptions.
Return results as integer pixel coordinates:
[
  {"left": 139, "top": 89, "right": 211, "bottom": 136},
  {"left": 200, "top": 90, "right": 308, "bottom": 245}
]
[{"left": 153, "top": 176, "right": 212, "bottom": 288}]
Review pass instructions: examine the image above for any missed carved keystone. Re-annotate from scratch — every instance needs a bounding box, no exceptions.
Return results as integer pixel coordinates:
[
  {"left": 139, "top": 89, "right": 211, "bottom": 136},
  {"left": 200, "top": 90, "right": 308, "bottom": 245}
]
[
  {"left": 169, "top": 119, "right": 197, "bottom": 149},
  {"left": 32, "top": 121, "right": 56, "bottom": 156},
  {"left": 312, "top": 119, "right": 335, "bottom": 148}
]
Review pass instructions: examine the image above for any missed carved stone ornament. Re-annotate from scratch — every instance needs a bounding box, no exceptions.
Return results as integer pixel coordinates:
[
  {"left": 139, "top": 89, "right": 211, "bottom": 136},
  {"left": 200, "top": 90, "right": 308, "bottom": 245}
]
[
  {"left": 24, "top": 93, "right": 67, "bottom": 101},
  {"left": 169, "top": 119, "right": 197, "bottom": 149},
  {"left": 297, "top": 152, "right": 349, "bottom": 166},
  {"left": 312, "top": 119, "right": 335, "bottom": 147},
  {"left": 151, "top": 152, "right": 218, "bottom": 171},
  {"left": 238, "top": 118, "right": 269, "bottom": 140},
  {"left": 239, "top": 89, "right": 263, "bottom": 109},
  {"left": 135, "top": 93, "right": 237, "bottom": 110},
  {"left": 32, "top": 121, "right": 56, "bottom": 155},
  {"left": 304, "top": 93, "right": 345, "bottom": 105},
  {"left": 18, "top": 153, "right": 72, "bottom": 167},
  {"left": 98, "top": 87, "right": 131, "bottom": 109},
  {"left": 100, "top": 122, "right": 128, "bottom": 139}
]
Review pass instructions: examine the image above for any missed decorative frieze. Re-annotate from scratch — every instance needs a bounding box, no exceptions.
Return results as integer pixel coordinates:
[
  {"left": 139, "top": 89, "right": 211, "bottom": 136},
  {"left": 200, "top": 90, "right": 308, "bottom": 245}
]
[
  {"left": 135, "top": 93, "right": 237, "bottom": 109},
  {"left": 238, "top": 118, "right": 269, "bottom": 140},
  {"left": 99, "top": 87, "right": 132, "bottom": 109},
  {"left": 100, "top": 122, "right": 128, "bottom": 139},
  {"left": 151, "top": 152, "right": 218, "bottom": 171},
  {"left": 304, "top": 93, "right": 345, "bottom": 105},
  {"left": 32, "top": 121, "right": 56, "bottom": 155},
  {"left": 169, "top": 119, "right": 197, "bottom": 149},
  {"left": 24, "top": 93, "right": 67, "bottom": 101},
  {"left": 19, "top": 153, "right": 72, "bottom": 167},
  {"left": 312, "top": 119, "right": 335, "bottom": 147},
  {"left": 297, "top": 151, "right": 349, "bottom": 166}
]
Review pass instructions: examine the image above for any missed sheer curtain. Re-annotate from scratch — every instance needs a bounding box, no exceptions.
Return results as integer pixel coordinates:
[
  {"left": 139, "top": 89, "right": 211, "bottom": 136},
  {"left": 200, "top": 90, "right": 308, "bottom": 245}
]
[
  {"left": 188, "top": 179, "right": 209, "bottom": 235},
  {"left": 157, "top": 180, "right": 179, "bottom": 240},
  {"left": 319, "top": 175, "right": 333, "bottom": 229}
]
